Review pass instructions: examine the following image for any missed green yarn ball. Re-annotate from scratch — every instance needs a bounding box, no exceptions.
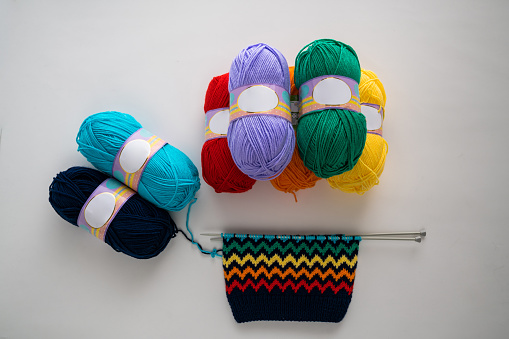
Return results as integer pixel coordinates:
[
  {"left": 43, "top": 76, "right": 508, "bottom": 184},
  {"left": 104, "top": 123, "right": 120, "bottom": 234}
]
[{"left": 295, "top": 39, "right": 367, "bottom": 178}]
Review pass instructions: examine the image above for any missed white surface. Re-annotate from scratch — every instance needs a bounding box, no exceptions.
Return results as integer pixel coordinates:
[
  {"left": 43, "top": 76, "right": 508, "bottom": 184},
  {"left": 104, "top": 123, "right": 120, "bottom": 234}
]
[{"left": 1, "top": 0, "right": 508, "bottom": 338}]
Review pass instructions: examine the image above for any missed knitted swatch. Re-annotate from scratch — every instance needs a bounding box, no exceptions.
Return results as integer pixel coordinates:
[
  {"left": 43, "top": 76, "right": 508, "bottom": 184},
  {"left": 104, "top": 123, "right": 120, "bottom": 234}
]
[{"left": 222, "top": 233, "right": 360, "bottom": 323}]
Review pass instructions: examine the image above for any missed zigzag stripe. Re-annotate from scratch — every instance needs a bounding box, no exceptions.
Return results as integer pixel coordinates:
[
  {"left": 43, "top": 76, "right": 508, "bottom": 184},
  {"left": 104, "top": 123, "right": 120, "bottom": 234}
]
[
  {"left": 224, "top": 266, "right": 356, "bottom": 282},
  {"left": 223, "top": 240, "right": 359, "bottom": 256},
  {"left": 223, "top": 253, "right": 357, "bottom": 269},
  {"left": 225, "top": 277, "right": 354, "bottom": 295}
]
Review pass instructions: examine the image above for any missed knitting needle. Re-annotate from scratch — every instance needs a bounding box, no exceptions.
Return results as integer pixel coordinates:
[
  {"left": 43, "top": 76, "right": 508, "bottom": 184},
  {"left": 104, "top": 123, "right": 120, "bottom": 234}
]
[
  {"left": 201, "top": 230, "right": 426, "bottom": 238},
  {"left": 356, "top": 236, "right": 422, "bottom": 242},
  {"left": 208, "top": 236, "right": 422, "bottom": 242},
  {"left": 347, "top": 231, "right": 426, "bottom": 237}
]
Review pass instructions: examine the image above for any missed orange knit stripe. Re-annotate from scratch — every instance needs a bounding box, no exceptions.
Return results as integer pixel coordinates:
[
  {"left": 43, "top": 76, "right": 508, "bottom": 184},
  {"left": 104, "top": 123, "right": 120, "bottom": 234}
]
[{"left": 224, "top": 266, "right": 355, "bottom": 282}]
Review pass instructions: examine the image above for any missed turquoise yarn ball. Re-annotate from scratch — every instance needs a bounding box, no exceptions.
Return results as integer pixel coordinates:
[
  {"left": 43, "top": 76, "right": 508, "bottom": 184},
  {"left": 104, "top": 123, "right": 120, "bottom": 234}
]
[{"left": 76, "top": 111, "right": 200, "bottom": 211}]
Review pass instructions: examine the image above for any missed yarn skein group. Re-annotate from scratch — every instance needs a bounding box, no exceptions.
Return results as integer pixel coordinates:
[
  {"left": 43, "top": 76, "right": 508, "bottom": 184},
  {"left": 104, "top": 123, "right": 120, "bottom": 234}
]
[
  {"left": 201, "top": 73, "right": 256, "bottom": 193},
  {"left": 270, "top": 66, "right": 320, "bottom": 199},
  {"left": 76, "top": 111, "right": 200, "bottom": 211},
  {"left": 295, "top": 39, "right": 367, "bottom": 178},
  {"left": 327, "top": 69, "right": 388, "bottom": 194},
  {"left": 49, "top": 166, "right": 178, "bottom": 259},
  {"left": 228, "top": 43, "right": 295, "bottom": 180}
]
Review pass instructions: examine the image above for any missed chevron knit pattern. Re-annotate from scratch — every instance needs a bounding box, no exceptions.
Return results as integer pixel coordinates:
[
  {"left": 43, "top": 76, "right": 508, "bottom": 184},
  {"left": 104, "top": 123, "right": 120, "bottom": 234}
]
[{"left": 222, "top": 233, "right": 360, "bottom": 323}]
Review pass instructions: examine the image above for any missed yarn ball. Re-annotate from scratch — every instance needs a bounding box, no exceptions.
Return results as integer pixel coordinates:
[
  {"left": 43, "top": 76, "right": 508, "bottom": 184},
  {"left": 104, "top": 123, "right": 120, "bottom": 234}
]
[
  {"left": 270, "top": 67, "right": 320, "bottom": 198},
  {"left": 201, "top": 73, "right": 256, "bottom": 193},
  {"left": 228, "top": 43, "right": 295, "bottom": 180},
  {"left": 49, "top": 166, "right": 178, "bottom": 259},
  {"left": 327, "top": 69, "right": 388, "bottom": 194},
  {"left": 289, "top": 65, "right": 298, "bottom": 96},
  {"left": 295, "top": 39, "right": 367, "bottom": 178},
  {"left": 76, "top": 111, "right": 200, "bottom": 211}
]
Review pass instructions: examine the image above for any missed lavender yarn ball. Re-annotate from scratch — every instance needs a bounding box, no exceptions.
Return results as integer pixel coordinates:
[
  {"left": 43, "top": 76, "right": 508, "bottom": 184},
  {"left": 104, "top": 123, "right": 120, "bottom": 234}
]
[{"left": 227, "top": 43, "right": 295, "bottom": 181}]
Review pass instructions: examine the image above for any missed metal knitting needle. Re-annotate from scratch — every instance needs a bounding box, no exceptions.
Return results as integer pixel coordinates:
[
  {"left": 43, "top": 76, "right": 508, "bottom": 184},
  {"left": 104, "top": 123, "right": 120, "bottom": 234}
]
[
  {"left": 201, "top": 230, "right": 426, "bottom": 238},
  {"left": 209, "top": 236, "right": 422, "bottom": 242},
  {"left": 358, "top": 236, "right": 422, "bottom": 242},
  {"left": 345, "top": 231, "right": 426, "bottom": 237}
]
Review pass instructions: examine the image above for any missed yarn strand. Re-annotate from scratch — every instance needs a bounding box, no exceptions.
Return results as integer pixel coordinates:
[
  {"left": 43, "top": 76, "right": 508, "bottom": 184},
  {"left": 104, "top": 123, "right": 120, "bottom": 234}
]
[{"left": 182, "top": 198, "right": 222, "bottom": 258}]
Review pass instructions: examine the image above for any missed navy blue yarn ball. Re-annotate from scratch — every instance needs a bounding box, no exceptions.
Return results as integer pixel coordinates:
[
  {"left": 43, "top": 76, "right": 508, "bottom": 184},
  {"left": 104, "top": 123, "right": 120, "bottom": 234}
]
[{"left": 49, "top": 166, "right": 178, "bottom": 259}]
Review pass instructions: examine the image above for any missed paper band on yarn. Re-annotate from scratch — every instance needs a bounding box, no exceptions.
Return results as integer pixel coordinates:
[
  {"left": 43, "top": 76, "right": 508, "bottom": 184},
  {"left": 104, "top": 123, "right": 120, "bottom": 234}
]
[
  {"left": 229, "top": 84, "right": 291, "bottom": 123},
  {"left": 290, "top": 95, "right": 299, "bottom": 126},
  {"left": 361, "top": 103, "right": 384, "bottom": 137},
  {"left": 77, "top": 179, "right": 135, "bottom": 241},
  {"left": 298, "top": 75, "right": 361, "bottom": 118},
  {"left": 205, "top": 107, "right": 229, "bottom": 141},
  {"left": 112, "top": 128, "right": 167, "bottom": 191}
]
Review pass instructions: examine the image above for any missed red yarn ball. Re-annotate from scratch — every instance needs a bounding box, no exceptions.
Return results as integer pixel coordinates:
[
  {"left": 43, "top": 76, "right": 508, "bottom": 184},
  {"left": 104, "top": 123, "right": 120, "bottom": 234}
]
[{"left": 201, "top": 73, "right": 256, "bottom": 193}]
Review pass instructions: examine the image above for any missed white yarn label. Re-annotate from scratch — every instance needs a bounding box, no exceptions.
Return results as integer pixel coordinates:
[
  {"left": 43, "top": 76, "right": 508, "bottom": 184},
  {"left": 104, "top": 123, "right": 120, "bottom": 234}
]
[
  {"left": 299, "top": 75, "right": 360, "bottom": 118},
  {"left": 361, "top": 105, "right": 382, "bottom": 130},
  {"left": 229, "top": 84, "right": 291, "bottom": 123},
  {"left": 238, "top": 85, "right": 279, "bottom": 112},
  {"left": 209, "top": 109, "right": 229, "bottom": 135},
  {"left": 313, "top": 78, "right": 352, "bottom": 105},
  {"left": 84, "top": 192, "right": 116, "bottom": 229},
  {"left": 77, "top": 179, "right": 136, "bottom": 241},
  {"left": 119, "top": 139, "right": 151, "bottom": 173},
  {"left": 112, "top": 128, "right": 167, "bottom": 191},
  {"left": 360, "top": 103, "right": 384, "bottom": 136},
  {"left": 205, "top": 107, "right": 229, "bottom": 141}
]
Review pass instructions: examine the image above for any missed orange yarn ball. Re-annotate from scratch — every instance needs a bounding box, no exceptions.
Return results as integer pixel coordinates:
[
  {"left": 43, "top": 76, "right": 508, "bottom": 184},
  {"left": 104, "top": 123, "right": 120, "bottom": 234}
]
[
  {"left": 271, "top": 67, "right": 320, "bottom": 199},
  {"left": 289, "top": 65, "right": 298, "bottom": 96}
]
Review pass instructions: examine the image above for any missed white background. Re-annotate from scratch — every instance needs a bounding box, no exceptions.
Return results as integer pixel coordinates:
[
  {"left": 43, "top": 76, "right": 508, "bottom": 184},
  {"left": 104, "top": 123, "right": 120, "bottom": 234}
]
[{"left": 1, "top": 0, "right": 508, "bottom": 338}]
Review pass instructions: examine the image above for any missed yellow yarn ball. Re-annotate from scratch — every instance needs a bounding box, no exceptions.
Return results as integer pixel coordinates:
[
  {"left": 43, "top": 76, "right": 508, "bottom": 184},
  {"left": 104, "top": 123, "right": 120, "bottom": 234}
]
[
  {"left": 359, "top": 69, "right": 386, "bottom": 107},
  {"left": 327, "top": 69, "right": 388, "bottom": 194}
]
